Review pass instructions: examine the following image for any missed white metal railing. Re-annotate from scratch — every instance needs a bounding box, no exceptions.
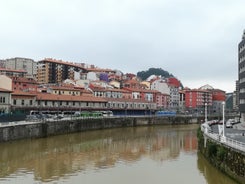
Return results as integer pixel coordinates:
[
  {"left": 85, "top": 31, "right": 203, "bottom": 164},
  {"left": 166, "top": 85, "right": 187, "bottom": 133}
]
[{"left": 201, "top": 124, "right": 245, "bottom": 153}]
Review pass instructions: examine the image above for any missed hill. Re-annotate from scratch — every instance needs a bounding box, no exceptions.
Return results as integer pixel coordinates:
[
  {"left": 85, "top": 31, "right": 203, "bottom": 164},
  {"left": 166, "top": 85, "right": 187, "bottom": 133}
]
[{"left": 137, "top": 68, "right": 173, "bottom": 80}]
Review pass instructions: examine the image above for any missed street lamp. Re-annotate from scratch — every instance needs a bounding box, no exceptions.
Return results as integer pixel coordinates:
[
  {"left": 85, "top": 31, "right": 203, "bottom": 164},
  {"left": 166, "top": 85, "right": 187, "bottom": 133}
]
[
  {"left": 222, "top": 101, "right": 225, "bottom": 138},
  {"left": 205, "top": 103, "right": 207, "bottom": 122}
]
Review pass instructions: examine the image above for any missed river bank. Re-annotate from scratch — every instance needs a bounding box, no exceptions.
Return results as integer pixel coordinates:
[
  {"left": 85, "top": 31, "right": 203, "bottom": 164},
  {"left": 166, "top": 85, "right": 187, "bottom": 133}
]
[
  {"left": 0, "top": 116, "right": 198, "bottom": 142},
  {"left": 198, "top": 127, "right": 245, "bottom": 184}
]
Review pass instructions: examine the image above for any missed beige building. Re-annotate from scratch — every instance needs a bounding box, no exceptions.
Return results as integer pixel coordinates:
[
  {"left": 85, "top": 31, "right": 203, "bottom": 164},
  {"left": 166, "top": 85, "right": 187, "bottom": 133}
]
[
  {"left": 0, "top": 75, "right": 12, "bottom": 114},
  {"left": 0, "top": 88, "right": 12, "bottom": 114},
  {"left": 0, "top": 75, "right": 12, "bottom": 91},
  {"left": 47, "top": 86, "right": 81, "bottom": 96},
  {"left": 11, "top": 91, "right": 36, "bottom": 110}
]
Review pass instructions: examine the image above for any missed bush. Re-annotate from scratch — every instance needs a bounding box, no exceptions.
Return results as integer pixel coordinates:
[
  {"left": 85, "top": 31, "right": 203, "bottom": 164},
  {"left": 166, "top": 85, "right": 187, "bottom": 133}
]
[
  {"left": 216, "top": 146, "right": 226, "bottom": 161},
  {"left": 207, "top": 143, "right": 217, "bottom": 158}
]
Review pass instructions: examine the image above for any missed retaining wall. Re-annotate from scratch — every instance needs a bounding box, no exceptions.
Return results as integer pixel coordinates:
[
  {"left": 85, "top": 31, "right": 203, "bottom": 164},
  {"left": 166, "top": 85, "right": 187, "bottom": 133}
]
[
  {"left": 198, "top": 128, "right": 245, "bottom": 184},
  {"left": 0, "top": 116, "right": 197, "bottom": 142}
]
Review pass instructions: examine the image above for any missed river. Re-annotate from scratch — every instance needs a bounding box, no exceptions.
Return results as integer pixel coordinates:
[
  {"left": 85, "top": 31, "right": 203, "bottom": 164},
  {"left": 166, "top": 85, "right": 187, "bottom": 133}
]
[{"left": 0, "top": 124, "right": 238, "bottom": 184}]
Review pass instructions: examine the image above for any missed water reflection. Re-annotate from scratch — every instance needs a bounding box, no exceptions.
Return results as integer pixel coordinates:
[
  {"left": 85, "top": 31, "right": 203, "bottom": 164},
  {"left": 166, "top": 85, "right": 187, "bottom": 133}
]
[
  {"left": 0, "top": 125, "right": 198, "bottom": 182},
  {"left": 0, "top": 124, "right": 235, "bottom": 184},
  {"left": 197, "top": 152, "right": 237, "bottom": 184}
]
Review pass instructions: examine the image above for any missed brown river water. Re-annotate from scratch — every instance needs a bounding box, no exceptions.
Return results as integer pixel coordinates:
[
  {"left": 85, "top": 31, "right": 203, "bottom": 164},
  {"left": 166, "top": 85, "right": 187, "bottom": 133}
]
[{"left": 0, "top": 124, "right": 238, "bottom": 184}]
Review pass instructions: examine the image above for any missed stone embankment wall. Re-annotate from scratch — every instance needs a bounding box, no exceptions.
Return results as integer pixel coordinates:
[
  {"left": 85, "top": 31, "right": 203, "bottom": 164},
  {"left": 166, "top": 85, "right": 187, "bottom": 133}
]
[
  {"left": 0, "top": 116, "right": 197, "bottom": 142},
  {"left": 197, "top": 128, "right": 245, "bottom": 184}
]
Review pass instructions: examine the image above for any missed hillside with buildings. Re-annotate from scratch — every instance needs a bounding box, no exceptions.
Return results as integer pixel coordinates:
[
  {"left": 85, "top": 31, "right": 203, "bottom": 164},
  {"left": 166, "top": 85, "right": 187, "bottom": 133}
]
[{"left": 0, "top": 57, "right": 238, "bottom": 119}]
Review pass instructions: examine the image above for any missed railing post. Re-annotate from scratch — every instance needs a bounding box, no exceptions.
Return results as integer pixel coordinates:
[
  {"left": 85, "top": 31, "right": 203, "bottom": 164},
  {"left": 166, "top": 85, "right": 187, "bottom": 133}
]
[{"left": 222, "top": 101, "right": 225, "bottom": 138}]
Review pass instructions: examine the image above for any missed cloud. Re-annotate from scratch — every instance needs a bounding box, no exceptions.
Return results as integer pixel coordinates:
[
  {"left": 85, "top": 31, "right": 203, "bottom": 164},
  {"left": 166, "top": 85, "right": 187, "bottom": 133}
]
[{"left": 0, "top": 0, "right": 244, "bottom": 92}]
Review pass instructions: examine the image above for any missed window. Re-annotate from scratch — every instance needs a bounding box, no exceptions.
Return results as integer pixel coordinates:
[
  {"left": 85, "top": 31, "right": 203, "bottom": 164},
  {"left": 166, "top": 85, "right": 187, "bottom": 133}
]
[
  {"left": 21, "top": 100, "right": 24, "bottom": 105},
  {"left": 30, "top": 100, "right": 33, "bottom": 105},
  {"left": 13, "top": 99, "right": 16, "bottom": 105}
]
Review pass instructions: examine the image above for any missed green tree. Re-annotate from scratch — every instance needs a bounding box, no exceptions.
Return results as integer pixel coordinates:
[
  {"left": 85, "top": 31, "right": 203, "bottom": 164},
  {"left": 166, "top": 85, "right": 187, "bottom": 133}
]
[{"left": 137, "top": 68, "right": 173, "bottom": 80}]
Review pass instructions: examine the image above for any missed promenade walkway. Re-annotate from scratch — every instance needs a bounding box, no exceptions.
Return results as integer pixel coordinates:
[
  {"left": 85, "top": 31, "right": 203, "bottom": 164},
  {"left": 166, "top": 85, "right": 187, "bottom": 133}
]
[{"left": 201, "top": 121, "right": 245, "bottom": 153}]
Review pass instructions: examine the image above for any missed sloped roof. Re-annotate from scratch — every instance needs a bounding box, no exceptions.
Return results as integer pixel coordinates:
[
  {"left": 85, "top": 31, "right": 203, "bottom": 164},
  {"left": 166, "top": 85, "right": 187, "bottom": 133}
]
[
  {"left": 36, "top": 93, "right": 107, "bottom": 102},
  {"left": 199, "top": 84, "right": 214, "bottom": 90},
  {"left": 0, "top": 88, "right": 12, "bottom": 92}
]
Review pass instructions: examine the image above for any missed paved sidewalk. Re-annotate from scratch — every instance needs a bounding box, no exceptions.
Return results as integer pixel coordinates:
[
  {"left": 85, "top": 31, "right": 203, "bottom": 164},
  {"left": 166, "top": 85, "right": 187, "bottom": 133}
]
[{"left": 233, "top": 122, "right": 245, "bottom": 131}]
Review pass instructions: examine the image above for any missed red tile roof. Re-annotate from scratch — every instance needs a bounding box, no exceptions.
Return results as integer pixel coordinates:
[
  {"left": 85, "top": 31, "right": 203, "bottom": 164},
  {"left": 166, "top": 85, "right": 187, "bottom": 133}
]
[
  {"left": 0, "top": 68, "right": 27, "bottom": 73},
  {"left": 12, "top": 90, "right": 36, "bottom": 96},
  {"left": 105, "top": 97, "right": 151, "bottom": 103},
  {"left": 123, "top": 87, "right": 159, "bottom": 93},
  {"left": 40, "top": 58, "right": 115, "bottom": 73},
  {"left": 0, "top": 88, "right": 12, "bottom": 92},
  {"left": 167, "top": 77, "right": 181, "bottom": 87},
  {"left": 50, "top": 86, "right": 81, "bottom": 91},
  {"left": 40, "top": 58, "right": 86, "bottom": 71},
  {"left": 11, "top": 77, "right": 38, "bottom": 84},
  {"left": 36, "top": 93, "right": 107, "bottom": 102}
]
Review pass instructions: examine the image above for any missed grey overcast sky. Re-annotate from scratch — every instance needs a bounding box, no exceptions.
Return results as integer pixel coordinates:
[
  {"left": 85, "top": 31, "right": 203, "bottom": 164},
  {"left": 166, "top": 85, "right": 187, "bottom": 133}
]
[{"left": 0, "top": 0, "right": 244, "bottom": 92}]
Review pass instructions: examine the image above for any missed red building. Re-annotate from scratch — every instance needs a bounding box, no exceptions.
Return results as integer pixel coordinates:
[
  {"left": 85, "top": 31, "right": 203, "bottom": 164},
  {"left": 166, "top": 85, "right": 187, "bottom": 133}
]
[
  {"left": 154, "top": 91, "right": 169, "bottom": 109},
  {"left": 212, "top": 89, "right": 226, "bottom": 101},
  {"left": 12, "top": 77, "right": 38, "bottom": 92},
  {"left": 167, "top": 77, "right": 181, "bottom": 88},
  {"left": 185, "top": 89, "right": 212, "bottom": 112}
]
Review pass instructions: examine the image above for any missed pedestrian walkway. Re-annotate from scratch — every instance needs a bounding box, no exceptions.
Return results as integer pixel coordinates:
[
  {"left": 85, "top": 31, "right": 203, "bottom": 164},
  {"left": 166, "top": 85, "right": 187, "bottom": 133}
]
[
  {"left": 233, "top": 122, "right": 245, "bottom": 131},
  {"left": 201, "top": 122, "right": 245, "bottom": 152}
]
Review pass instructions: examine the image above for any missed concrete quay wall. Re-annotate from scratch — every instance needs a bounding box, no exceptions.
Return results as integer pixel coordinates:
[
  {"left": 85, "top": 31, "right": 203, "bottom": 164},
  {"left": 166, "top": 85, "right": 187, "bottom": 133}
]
[
  {"left": 0, "top": 116, "right": 198, "bottom": 142},
  {"left": 198, "top": 128, "right": 245, "bottom": 184}
]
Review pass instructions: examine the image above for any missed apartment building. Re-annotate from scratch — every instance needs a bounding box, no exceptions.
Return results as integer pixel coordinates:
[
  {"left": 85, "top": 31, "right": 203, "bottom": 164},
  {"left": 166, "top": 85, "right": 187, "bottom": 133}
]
[
  {"left": 212, "top": 89, "right": 226, "bottom": 114},
  {"left": 167, "top": 77, "right": 181, "bottom": 110},
  {"left": 239, "top": 30, "right": 245, "bottom": 122},
  {"left": 37, "top": 58, "right": 87, "bottom": 84},
  {"left": 185, "top": 89, "right": 212, "bottom": 114},
  {"left": 4, "top": 57, "right": 37, "bottom": 77}
]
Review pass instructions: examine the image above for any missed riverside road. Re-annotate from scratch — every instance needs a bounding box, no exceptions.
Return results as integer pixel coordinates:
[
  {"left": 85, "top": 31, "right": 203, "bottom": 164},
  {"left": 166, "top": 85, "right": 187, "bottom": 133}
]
[{"left": 211, "top": 122, "right": 245, "bottom": 143}]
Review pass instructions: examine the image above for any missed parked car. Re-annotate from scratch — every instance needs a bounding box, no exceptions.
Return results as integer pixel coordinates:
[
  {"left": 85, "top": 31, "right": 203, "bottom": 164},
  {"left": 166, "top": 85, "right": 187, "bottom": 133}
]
[{"left": 226, "top": 120, "right": 233, "bottom": 128}]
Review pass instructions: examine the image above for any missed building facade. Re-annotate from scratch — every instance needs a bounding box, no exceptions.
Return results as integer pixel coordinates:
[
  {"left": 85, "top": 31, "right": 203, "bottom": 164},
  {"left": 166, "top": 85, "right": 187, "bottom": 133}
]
[
  {"left": 0, "top": 68, "right": 27, "bottom": 77},
  {"left": 4, "top": 57, "right": 37, "bottom": 77},
  {"left": 239, "top": 30, "right": 245, "bottom": 122},
  {"left": 185, "top": 89, "right": 212, "bottom": 114},
  {"left": 37, "top": 58, "right": 87, "bottom": 84},
  {"left": 0, "top": 88, "right": 12, "bottom": 114},
  {"left": 12, "top": 77, "right": 38, "bottom": 92},
  {"left": 211, "top": 89, "right": 226, "bottom": 115}
]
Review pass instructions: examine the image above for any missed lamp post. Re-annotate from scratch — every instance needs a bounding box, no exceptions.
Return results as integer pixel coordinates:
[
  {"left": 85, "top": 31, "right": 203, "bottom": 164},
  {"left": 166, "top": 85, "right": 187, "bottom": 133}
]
[
  {"left": 205, "top": 103, "right": 207, "bottom": 122},
  {"left": 222, "top": 101, "right": 225, "bottom": 138}
]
